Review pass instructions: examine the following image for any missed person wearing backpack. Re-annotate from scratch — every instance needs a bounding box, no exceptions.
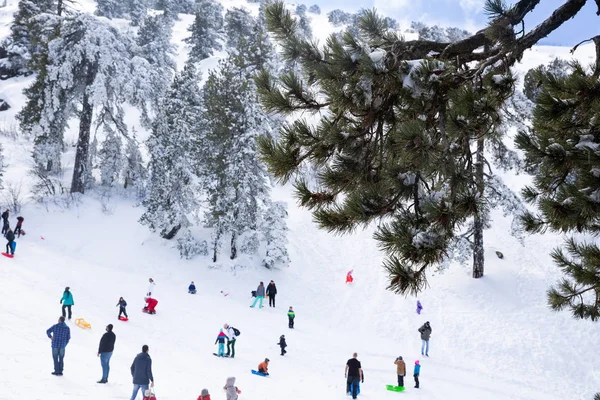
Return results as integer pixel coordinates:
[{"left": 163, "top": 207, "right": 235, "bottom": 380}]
[
  {"left": 224, "top": 323, "right": 239, "bottom": 358},
  {"left": 5, "top": 228, "right": 15, "bottom": 255},
  {"left": 250, "top": 282, "right": 265, "bottom": 308},
  {"left": 60, "top": 287, "right": 74, "bottom": 320}
]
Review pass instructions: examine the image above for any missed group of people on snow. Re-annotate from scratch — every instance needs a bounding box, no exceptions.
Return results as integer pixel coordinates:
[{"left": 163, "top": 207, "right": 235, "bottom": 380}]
[{"left": 2, "top": 209, "right": 24, "bottom": 256}]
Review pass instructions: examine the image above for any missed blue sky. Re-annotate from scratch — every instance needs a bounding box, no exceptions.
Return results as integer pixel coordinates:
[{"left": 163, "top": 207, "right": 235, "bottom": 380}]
[{"left": 318, "top": 0, "right": 599, "bottom": 47}]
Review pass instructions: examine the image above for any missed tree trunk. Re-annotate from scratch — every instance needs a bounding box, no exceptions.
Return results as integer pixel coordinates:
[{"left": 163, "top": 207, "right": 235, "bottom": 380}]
[
  {"left": 212, "top": 228, "right": 221, "bottom": 263},
  {"left": 160, "top": 224, "right": 180, "bottom": 240},
  {"left": 473, "top": 137, "right": 485, "bottom": 279},
  {"left": 230, "top": 231, "right": 237, "bottom": 260},
  {"left": 70, "top": 89, "right": 93, "bottom": 194}
]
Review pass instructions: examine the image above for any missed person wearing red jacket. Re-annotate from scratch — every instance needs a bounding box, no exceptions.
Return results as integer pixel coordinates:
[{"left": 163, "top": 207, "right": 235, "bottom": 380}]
[
  {"left": 15, "top": 216, "right": 24, "bottom": 238},
  {"left": 144, "top": 298, "right": 158, "bottom": 314},
  {"left": 197, "top": 388, "right": 210, "bottom": 400}
]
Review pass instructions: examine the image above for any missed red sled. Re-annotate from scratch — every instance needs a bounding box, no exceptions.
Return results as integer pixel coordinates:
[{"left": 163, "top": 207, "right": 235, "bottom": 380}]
[
  {"left": 143, "top": 389, "right": 157, "bottom": 400},
  {"left": 1, "top": 252, "right": 14, "bottom": 258},
  {"left": 142, "top": 307, "right": 156, "bottom": 315},
  {"left": 119, "top": 316, "right": 129, "bottom": 321}
]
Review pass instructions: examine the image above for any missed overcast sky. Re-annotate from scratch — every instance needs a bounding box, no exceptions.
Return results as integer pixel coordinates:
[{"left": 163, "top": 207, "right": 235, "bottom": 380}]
[{"left": 318, "top": 0, "right": 599, "bottom": 47}]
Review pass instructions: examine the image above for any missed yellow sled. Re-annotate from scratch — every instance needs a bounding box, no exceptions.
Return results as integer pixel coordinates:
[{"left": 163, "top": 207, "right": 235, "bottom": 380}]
[{"left": 75, "top": 318, "right": 92, "bottom": 329}]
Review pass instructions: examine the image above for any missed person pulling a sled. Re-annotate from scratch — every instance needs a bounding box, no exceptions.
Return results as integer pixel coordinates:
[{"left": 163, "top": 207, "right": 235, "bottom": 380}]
[
  {"left": 143, "top": 297, "right": 158, "bottom": 314},
  {"left": 117, "top": 297, "right": 128, "bottom": 320}
]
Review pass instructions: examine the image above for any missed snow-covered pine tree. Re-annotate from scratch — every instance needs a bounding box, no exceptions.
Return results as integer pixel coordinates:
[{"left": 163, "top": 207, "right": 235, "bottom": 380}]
[
  {"left": 135, "top": 14, "right": 176, "bottom": 125},
  {"left": 3, "top": 0, "right": 56, "bottom": 75},
  {"left": 176, "top": 229, "right": 208, "bottom": 259},
  {"left": 294, "top": 4, "right": 311, "bottom": 39},
  {"left": 98, "top": 126, "right": 124, "bottom": 187},
  {"left": 124, "top": 0, "right": 148, "bottom": 26},
  {"left": 184, "top": 0, "right": 223, "bottom": 62},
  {"left": 0, "top": 142, "right": 6, "bottom": 190},
  {"left": 308, "top": 4, "right": 320, "bottom": 14},
  {"left": 516, "top": 47, "right": 600, "bottom": 321},
  {"left": 95, "top": 0, "right": 124, "bottom": 19},
  {"left": 224, "top": 7, "right": 254, "bottom": 50},
  {"left": 140, "top": 61, "right": 203, "bottom": 239},
  {"left": 122, "top": 131, "right": 147, "bottom": 194},
  {"left": 202, "top": 46, "right": 272, "bottom": 261},
  {"left": 261, "top": 201, "right": 290, "bottom": 268}
]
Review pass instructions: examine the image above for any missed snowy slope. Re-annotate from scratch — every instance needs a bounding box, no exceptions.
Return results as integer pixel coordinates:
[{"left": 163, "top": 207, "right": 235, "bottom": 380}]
[{"left": 0, "top": 2, "right": 599, "bottom": 400}]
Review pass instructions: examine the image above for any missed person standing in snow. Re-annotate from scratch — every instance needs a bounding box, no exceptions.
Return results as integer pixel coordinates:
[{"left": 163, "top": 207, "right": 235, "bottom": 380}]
[
  {"left": 224, "top": 324, "right": 237, "bottom": 358},
  {"left": 46, "top": 316, "right": 71, "bottom": 376},
  {"left": 345, "top": 353, "right": 363, "bottom": 399},
  {"left": 223, "top": 377, "right": 241, "bottom": 400},
  {"left": 129, "top": 345, "right": 154, "bottom": 400},
  {"left": 147, "top": 278, "right": 155, "bottom": 296},
  {"left": 257, "top": 358, "right": 270, "bottom": 375},
  {"left": 394, "top": 356, "right": 406, "bottom": 387},
  {"left": 215, "top": 329, "right": 227, "bottom": 357},
  {"left": 418, "top": 321, "right": 432, "bottom": 357},
  {"left": 1, "top": 209, "right": 9, "bottom": 236},
  {"left": 287, "top": 306, "right": 295, "bottom": 328},
  {"left": 117, "top": 297, "right": 128, "bottom": 319},
  {"left": 266, "top": 280, "right": 277, "bottom": 307},
  {"left": 97, "top": 324, "right": 116, "bottom": 383},
  {"left": 60, "top": 287, "right": 74, "bottom": 320},
  {"left": 189, "top": 281, "right": 197, "bottom": 294},
  {"left": 413, "top": 360, "right": 421, "bottom": 388},
  {"left": 250, "top": 282, "right": 265, "bottom": 308},
  {"left": 14, "top": 216, "right": 24, "bottom": 238},
  {"left": 5, "top": 228, "right": 15, "bottom": 255},
  {"left": 197, "top": 388, "right": 211, "bottom": 400},
  {"left": 277, "top": 334, "right": 287, "bottom": 356}
]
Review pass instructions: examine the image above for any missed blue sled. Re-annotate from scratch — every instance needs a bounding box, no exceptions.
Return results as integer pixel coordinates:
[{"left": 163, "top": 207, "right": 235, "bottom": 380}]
[
  {"left": 348, "top": 381, "right": 360, "bottom": 396},
  {"left": 11, "top": 241, "right": 16, "bottom": 253},
  {"left": 251, "top": 370, "right": 268, "bottom": 377}
]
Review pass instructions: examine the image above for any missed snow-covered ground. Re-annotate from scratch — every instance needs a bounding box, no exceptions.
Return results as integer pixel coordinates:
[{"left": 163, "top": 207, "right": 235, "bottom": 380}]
[{"left": 0, "top": 1, "right": 599, "bottom": 400}]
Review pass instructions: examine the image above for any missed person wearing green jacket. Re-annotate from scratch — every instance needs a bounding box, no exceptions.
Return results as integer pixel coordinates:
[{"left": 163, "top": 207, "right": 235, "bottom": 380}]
[
  {"left": 60, "top": 287, "right": 74, "bottom": 320},
  {"left": 287, "top": 306, "right": 295, "bottom": 329}
]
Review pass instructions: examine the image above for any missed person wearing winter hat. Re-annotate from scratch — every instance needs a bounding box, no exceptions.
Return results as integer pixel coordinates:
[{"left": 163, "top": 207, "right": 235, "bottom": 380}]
[
  {"left": 394, "top": 356, "right": 406, "bottom": 387},
  {"left": 60, "top": 287, "right": 74, "bottom": 320},
  {"left": 215, "top": 329, "right": 227, "bottom": 357},
  {"left": 414, "top": 360, "right": 421, "bottom": 388},
  {"left": 418, "top": 321, "right": 432, "bottom": 356},
  {"left": 277, "top": 335, "right": 287, "bottom": 356},
  {"left": 223, "top": 377, "right": 241, "bottom": 400},
  {"left": 197, "top": 388, "right": 211, "bottom": 400}
]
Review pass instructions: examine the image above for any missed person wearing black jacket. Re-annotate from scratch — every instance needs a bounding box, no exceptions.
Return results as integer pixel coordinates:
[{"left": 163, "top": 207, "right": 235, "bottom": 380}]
[
  {"left": 1, "top": 209, "right": 9, "bottom": 236},
  {"left": 277, "top": 334, "right": 287, "bottom": 356},
  {"left": 266, "top": 281, "right": 277, "bottom": 307},
  {"left": 97, "top": 324, "right": 116, "bottom": 383},
  {"left": 5, "top": 228, "right": 15, "bottom": 255}
]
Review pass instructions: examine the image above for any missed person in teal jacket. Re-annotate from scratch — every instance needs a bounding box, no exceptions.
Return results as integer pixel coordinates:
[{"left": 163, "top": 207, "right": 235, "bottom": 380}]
[
  {"left": 413, "top": 360, "right": 421, "bottom": 388},
  {"left": 60, "top": 287, "right": 74, "bottom": 320}
]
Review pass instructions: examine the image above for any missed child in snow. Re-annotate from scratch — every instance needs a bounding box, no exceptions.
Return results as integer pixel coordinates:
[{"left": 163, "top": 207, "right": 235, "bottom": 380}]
[
  {"left": 416, "top": 300, "right": 423, "bottom": 314},
  {"left": 5, "top": 228, "right": 15, "bottom": 255},
  {"left": 60, "top": 287, "right": 74, "bottom": 319},
  {"left": 147, "top": 278, "right": 155, "bottom": 296},
  {"left": 215, "top": 329, "right": 227, "bottom": 357},
  {"left": 197, "top": 388, "right": 211, "bottom": 400},
  {"left": 143, "top": 297, "right": 158, "bottom": 314},
  {"left": 116, "top": 297, "right": 128, "bottom": 319},
  {"left": 277, "top": 334, "right": 287, "bottom": 356},
  {"left": 189, "top": 281, "right": 197, "bottom": 294},
  {"left": 413, "top": 360, "right": 421, "bottom": 388},
  {"left": 250, "top": 282, "right": 265, "bottom": 308},
  {"left": 258, "top": 358, "right": 270, "bottom": 375},
  {"left": 287, "top": 306, "right": 295, "bottom": 328},
  {"left": 223, "top": 377, "right": 241, "bottom": 400},
  {"left": 15, "top": 216, "right": 24, "bottom": 238},
  {"left": 394, "top": 356, "right": 406, "bottom": 387}
]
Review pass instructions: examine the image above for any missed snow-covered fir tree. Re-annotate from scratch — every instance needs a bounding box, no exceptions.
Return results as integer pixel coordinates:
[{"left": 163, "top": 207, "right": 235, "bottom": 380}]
[
  {"left": 224, "top": 7, "right": 254, "bottom": 50},
  {"left": 184, "top": 0, "right": 224, "bottom": 62},
  {"left": 135, "top": 14, "right": 176, "bottom": 125},
  {"left": 262, "top": 201, "right": 290, "bottom": 268},
  {"left": 0, "top": 142, "right": 6, "bottom": 190},
  {"left": 125, "top": 0, "right": 148, "bottom": 26},
  {"left": 294, "top": 4, "right": 311, "bottom": 39},
  {"left": 140, "top": 61, "right": 203, "bottom": 239},
  {"left": 95, "top": 0, "right": 124, "bottom": 19},
  {"left": 98, "top": 127, "right": 124, "bottom": 187},
  {"left": 202, "top": 46, "right": 273, "bottom": 261},
  {"left": 122, "top": 131, "right": 147, "bottom": 194},
  {"left": 3, "top": 0, "right": 56, "bottom": 75},
  {"left": 176, "top": 229, "right": 208, "bottom": 259},
  {"left": 308, "top": 4, "right": 320, "bottom": 14},
  {"left": 18, "top": 13, "right": 160, "bottom": 192}
]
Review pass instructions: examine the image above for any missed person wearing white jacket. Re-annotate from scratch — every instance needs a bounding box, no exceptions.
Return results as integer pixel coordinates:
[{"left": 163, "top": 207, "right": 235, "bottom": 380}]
[
  {"left": 224, "top": 324, "right": 237, "bottom": 358},
  {"left": 147, "top": 278, "right": 155, "bottom": 297}
]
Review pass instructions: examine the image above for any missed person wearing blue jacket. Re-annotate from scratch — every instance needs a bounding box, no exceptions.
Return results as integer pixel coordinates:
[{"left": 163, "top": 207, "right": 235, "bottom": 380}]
[
  {"left": 188, "top": 281, "right": 197, "bottom": 294},
  {"left": 46, "top": 316, "right": 71, "bottom": 376},
  {"left": 413, "top": 360, "right": 421, "bottom": 388},
  {"left": 60, "top": 287, "right": 74, "bottom": 320},
  {"left": 130, "top": 345, "right": 154, "bottom": 400},
  {"left": 117, "top": 297, "right": 128, "bottom": 319}
]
